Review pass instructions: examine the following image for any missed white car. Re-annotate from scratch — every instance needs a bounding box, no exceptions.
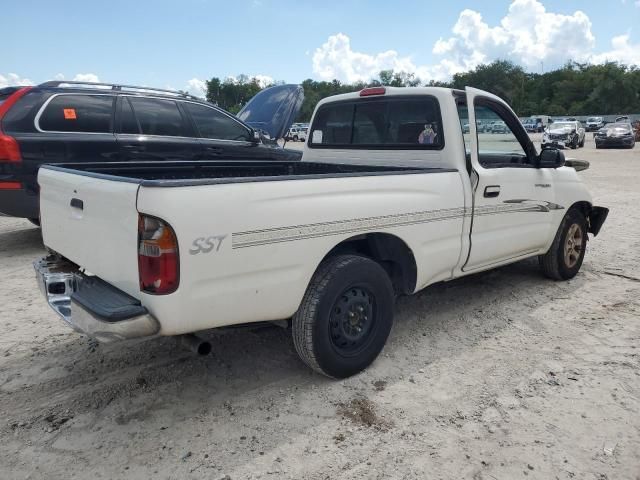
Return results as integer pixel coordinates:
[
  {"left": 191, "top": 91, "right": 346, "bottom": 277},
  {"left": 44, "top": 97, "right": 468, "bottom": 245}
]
[
  {"left": 542, "top": 121, "right": 585, "bottom": 149},
  {"left": 286, "top": 127, "right": 307, "bottom": 141},
  {"left": 34, "top": 86, "right": 608, "bottom": 378}
]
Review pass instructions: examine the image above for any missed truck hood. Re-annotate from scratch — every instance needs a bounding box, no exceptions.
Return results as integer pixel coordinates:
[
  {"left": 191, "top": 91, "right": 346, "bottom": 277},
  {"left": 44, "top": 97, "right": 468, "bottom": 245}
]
[{"left": 237, "top": 84, "right": 304, "bottom": 140}]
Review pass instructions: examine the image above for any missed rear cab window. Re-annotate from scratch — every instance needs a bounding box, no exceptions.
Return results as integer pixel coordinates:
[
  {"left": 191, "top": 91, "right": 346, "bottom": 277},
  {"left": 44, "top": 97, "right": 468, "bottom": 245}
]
[
  {"left": 38, "top": 94, "right": 115, "bottom": 133},
  {"left": 309, "top": 96, "right": 444, "bottom": 149}
]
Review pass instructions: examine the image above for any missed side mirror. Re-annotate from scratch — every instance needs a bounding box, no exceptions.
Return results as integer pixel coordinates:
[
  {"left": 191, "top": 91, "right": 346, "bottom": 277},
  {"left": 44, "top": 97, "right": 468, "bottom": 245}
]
[
  {"left": 538, "top": 148, "right": 565, "bottom": 168},
  {"left": 252, "top": 130, "right": 261, "bottom": 143}
]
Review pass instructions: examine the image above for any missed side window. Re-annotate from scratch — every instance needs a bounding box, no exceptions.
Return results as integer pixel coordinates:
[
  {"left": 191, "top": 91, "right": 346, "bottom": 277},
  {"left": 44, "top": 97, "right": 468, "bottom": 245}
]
[
  {"left": 127, "top": 97, "right": 189, "bottom": 137},
  {"left": 474, "top": 101, "right": 529, "bottom": 168},
  {"left": 309, "top": 97, "right": 443, "bottom": 148},
  {"left": 183, "top": 102, "right": 252, "bottom": 141},
  {"left": 39, "top": 95, "right": 114, "bottom": 133},
  {"left": 119, "top": 97, "right": 139, "bottom": 134}
]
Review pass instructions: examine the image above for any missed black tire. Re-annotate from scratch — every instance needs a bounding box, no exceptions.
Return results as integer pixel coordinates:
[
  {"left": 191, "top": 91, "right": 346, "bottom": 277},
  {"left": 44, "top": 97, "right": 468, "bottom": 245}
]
[
  {"left": 28, "top": 218, "right": 41, "bottom": 227},
  {"left": 579, "top": 136, "right": 585, "bottom": 147},
  {"left": 292, "top": 255, "right": 394, "bottom": 378},
  {"left": 538, "top": 208, "right": 588, "bottom": 280},
  {"left": 293, "top": 135, "right": 299, "bottom": 142}
]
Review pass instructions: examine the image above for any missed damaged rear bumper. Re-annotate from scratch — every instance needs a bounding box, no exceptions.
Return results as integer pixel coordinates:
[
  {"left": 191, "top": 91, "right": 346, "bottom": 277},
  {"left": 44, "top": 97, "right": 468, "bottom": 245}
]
[{"left": 34, "top": 255, "right": 159, "bottom": 342}]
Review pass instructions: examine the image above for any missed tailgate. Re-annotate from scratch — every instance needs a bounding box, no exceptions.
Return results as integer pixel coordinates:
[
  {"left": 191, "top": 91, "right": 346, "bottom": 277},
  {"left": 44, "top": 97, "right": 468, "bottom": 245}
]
[{"left": 38, "top": 167, "right": 141, "bottom": 297}]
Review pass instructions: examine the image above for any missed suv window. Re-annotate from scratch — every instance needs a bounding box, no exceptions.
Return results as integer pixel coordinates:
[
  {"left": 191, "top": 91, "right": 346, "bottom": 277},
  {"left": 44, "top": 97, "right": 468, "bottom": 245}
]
[
  {"left": 184, "top": 102, "right": 252, "bottom": 141},
  {"left": 127, "top": 97, "right": 189, "bottom": 137},
  {"left": 309, "top": 96, "right": 443, "bottom": 149},
  {"left": 39, "top": 94, "right": 114, "bottom": 133}
]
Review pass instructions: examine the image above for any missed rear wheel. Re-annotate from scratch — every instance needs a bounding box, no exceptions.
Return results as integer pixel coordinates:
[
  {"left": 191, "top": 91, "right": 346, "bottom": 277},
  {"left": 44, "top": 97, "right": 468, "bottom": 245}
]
[
  {"left": 538, "top": 208, "right": 587, "bottom": 280},
  {"left": 292, "top": 255, "right": 394, "bottom": 378}
]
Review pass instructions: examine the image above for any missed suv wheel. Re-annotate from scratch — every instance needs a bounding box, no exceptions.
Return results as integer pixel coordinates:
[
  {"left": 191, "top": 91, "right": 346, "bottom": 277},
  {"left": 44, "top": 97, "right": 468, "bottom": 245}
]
[{"left": 292, "top": 255, "right": 394, "bottom": 378}]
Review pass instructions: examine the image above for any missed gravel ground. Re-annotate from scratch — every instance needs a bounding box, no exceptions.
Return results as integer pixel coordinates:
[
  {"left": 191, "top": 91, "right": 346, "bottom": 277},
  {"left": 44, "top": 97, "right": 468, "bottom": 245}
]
[{"left": 1, "top": 137, "right": 638, "bottom": 480}]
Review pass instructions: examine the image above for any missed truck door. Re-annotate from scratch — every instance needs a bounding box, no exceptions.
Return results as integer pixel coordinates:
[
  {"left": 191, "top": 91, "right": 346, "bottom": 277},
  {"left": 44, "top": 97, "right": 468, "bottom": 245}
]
[{"left": 463, "top": 87, "right": 558, "bottom": 272}]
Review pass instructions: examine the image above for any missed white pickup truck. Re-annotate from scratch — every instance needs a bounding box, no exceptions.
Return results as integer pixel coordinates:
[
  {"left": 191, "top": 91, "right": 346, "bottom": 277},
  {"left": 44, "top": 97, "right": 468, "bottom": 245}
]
[{"left": 34, "top": 86, "right": 608, "bottom": 378}]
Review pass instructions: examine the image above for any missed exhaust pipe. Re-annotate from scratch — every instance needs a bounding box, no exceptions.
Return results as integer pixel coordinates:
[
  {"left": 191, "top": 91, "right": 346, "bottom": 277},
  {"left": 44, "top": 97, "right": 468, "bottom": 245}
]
[{"left": 178, "top": 334, "right": 212, "bottom": 355}]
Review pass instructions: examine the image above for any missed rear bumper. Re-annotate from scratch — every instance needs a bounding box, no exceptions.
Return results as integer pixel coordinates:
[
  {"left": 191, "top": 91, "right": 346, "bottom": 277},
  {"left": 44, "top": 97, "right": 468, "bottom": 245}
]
[
  {"left": 0, "top": 188, "right": 39, "bottom": 218},
  {"left": 34, "top": 255, "right": 159, "bottom": 342}
]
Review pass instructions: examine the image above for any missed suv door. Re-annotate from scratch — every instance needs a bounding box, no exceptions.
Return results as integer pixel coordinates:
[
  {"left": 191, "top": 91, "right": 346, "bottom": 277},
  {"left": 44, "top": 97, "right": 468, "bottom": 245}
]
[
  {"left": 181, "top": 101, "right": 269, "bottom": 161},
  {"left": 33, "top": 93, "right": 120, "bottom": 164},
  {"left": 115, "top": 96, "right": 200, "bottom": 161},
  {"left": 462, "top": 87, "right": 558, "bottom": 272}
]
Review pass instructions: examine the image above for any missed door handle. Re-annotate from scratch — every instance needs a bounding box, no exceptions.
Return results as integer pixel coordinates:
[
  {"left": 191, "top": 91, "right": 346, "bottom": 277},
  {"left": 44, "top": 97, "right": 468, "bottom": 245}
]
[
  {"left": 70, "top": 198, "right": 83, "bottom": 210},
  {"left": 484, "top": 185, "right": 501, "bottom": 198}
]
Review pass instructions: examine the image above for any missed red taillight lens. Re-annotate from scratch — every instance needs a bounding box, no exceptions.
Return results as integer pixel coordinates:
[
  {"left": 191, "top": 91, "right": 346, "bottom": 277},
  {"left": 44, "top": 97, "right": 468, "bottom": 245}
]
[
  {"left": 359, "top": 87, "right": 386, "bottom": 97},
  {"left": 138, "top": 214, "right": 179, "bottom": 295},
  {"left": 0, "top": 181, "right": 22, "bottom": 190},
  {"left": 0, "top": 134, "right": 21, "bottom": 162},
  {"left": 0, "top": 87, "right": 30, "bottom": 163}
]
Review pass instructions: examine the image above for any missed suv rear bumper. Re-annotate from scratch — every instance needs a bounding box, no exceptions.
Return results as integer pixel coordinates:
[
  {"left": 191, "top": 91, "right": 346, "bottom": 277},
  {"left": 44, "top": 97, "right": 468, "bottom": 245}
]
[
  {"left": 34, "top": 255, "right": 159, "bottom": 342},
  {"left": 0, "top": 188, "right": 39, "bottom": 218}
]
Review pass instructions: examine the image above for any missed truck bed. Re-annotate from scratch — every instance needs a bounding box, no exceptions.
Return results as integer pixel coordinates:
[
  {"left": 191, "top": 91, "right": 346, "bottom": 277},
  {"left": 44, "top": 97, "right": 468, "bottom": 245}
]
[{"left": 42, "top": 161, "right": 455, "bottom": 187}]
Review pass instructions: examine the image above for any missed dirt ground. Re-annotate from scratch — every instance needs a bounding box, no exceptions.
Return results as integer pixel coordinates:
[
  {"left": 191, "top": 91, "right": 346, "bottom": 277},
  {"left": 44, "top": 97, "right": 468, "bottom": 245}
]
[{"left": 1, "top": 136, "right": 639, "bottom": 480}]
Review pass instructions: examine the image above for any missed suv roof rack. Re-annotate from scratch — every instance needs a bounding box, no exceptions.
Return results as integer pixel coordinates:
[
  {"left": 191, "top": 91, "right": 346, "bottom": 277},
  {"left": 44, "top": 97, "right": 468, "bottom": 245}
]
[{"left": 37, "top": 80, "right": 202, "bottom": 100}]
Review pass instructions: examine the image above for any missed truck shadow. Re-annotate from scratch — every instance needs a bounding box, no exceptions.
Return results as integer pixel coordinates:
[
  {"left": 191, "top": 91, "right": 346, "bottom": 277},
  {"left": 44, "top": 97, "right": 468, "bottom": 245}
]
[
  {"left": 2, "top": 257, "right": 585, "bottom": 423},
  {"left": 0, "top": 222, "right": 44, "bottom": 257}
]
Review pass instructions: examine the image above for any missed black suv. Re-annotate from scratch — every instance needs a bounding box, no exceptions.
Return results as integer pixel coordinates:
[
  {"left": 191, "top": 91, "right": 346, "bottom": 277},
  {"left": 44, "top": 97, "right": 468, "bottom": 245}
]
[{"left": 0, "top": 81, "right": 303, "bottom": 221}]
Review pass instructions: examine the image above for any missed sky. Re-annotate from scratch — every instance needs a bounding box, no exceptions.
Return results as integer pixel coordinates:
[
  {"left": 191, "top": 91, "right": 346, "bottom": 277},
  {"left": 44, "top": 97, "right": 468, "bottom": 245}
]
[{"left": 2, "top": 0, "right": 640, "bottom": 97}]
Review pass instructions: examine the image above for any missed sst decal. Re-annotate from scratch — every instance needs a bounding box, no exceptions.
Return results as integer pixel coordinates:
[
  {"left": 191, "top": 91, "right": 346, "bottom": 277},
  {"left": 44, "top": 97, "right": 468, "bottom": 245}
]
[{"left": 189, "top": 235, "right": 227, "bottom": 255}]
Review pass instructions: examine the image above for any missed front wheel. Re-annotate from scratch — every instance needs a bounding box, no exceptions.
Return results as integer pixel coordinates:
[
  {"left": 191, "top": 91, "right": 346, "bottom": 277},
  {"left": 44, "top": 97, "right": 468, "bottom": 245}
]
[
  {"left": 292, "top": 255, "right": 394, "bottom": 378},
  {"left": 538, "top": 208, "right": 588, "bottom": 280}
]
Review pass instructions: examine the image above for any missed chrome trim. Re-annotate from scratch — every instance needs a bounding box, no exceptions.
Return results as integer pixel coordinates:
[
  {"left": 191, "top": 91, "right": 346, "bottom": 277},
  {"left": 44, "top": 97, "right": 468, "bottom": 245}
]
[{"left": 34, "top": 255, "right": 159, "bottom": 343}]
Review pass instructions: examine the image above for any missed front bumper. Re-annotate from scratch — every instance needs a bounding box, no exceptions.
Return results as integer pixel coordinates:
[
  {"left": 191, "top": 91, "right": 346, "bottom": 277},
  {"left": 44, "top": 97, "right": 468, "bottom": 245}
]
[
  {"left": 34, "top": 255, "right": 160, "bottom": 342},
  {"left": 542, "top": 138, "right": 567, "bottom": 149},
  {"left": 594, "top": 136, "right": 634, "bottom": 147}
]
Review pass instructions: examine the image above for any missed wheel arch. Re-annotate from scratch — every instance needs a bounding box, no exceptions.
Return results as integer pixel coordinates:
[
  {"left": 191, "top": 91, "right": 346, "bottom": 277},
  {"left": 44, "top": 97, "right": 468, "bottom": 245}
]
[{"left": 317, "top": 232, "right": 418, "bottom": 296}]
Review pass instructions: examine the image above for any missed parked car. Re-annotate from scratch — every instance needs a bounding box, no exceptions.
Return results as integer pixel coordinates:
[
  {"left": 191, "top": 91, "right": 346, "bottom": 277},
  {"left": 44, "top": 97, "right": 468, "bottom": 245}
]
[
  {"left": 522, "top": 116, "right": 549, "bottom": 133},
  {"left": 542, "top": 121, "right": 585, "bottom": 149},
  {"left": 286, "top": 126, "right": 307, "bottom": 141},
  {"left": 615, "top": 116, "right": 630, "bottom": 123},
  {"left": 461, "top": 122, "right": 470, "bottom": 133},
  {"left": 34, "top": 85, "right": 607, "bottom": 378},
  {"left": 490, "top": 120, "right": 509, "bottom": 133},
  {"left": 0, "top": 81, "right": 303, "bottom": 223},
  {"left": 594, "top": 122, "right": 636, "bottom": 149},
  {"left": 585, "top": 116, "right": 605, "bottom": 131}
]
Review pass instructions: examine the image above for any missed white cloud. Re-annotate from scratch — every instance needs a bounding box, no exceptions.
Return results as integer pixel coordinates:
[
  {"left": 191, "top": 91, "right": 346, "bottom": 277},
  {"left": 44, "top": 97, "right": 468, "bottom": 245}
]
[
  {"left": 0, "top": 73, "right": 34, "bottom": 88},
  {"left": 72, "top": 73, "right": 100, "bottom": 83},
  {"left": 591, "top": 34, "right": 640, "bottom": 65},
  {"left": 312, "top": 0, "right": 639, "bottom": 83},
  {"left": 185, "top": 77, "right": 207, "bottom": 97}
]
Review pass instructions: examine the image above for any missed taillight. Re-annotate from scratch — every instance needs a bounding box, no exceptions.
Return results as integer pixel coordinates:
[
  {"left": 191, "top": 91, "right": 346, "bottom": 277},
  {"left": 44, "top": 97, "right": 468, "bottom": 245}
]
[
  {"left": 0, "top": 134, "right": 21, "bottom": 162},
  {"left": 359, "top": 87, "right": 386, "bottom": 97},
  {"left": 0, "top": 87, "right": 31, "bottom": 163},
  {"left": 138, "top": 214, "right": 179, "bottom": 295}
]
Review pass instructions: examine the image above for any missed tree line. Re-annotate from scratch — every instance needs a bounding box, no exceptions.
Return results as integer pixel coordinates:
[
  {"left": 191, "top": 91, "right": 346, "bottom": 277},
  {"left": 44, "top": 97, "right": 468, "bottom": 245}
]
[{"left": 204, "top": 61, "right": 640, "bottom": 121}]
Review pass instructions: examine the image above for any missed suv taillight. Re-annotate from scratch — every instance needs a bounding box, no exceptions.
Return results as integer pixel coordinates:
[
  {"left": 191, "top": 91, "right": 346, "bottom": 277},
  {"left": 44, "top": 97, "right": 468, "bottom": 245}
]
[
  {"left": 0, "top": 134, "right": 21, "bottom": 162},
  {"left": 138, "top": 214, "right": 179, "bottom": 295},
  {"left": 0, "top": 87, "right": 31, "bottom": 163}
]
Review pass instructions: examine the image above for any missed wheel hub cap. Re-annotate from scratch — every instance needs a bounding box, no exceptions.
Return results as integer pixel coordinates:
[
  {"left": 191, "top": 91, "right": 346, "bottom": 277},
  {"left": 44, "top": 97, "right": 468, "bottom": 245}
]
[
  {"left": 330, "top": 287, "right": 374, "bottom": 354},
  {"left": 564, "top": 223, "right": 583, "bottom": 268}
]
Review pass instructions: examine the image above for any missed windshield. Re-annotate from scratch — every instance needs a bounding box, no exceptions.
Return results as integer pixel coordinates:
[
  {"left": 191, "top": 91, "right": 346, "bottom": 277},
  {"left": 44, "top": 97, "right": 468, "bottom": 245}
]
[
  {"left": 608, "top": 123, "right": 631, "bottom": 131},
  {"left": 551, "top": 122, "right": 574, "bottom": 129},
  {"left": 587, "top": 117, "right": 601, "bottom": 122}
]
